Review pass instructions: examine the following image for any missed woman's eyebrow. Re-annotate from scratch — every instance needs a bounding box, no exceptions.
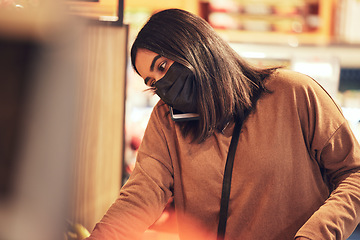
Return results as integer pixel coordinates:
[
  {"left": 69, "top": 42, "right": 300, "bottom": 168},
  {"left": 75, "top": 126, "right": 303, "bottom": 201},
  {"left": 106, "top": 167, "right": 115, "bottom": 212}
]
[{"left": 150, "top": 54, "right": 161, "bottom": 71}]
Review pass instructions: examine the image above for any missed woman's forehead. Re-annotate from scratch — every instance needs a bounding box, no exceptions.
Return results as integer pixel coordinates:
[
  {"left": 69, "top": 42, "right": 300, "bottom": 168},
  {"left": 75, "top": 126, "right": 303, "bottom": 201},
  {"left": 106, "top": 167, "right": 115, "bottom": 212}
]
[{"left": 135, "top": 49, "right": 158, "bottom": 75}]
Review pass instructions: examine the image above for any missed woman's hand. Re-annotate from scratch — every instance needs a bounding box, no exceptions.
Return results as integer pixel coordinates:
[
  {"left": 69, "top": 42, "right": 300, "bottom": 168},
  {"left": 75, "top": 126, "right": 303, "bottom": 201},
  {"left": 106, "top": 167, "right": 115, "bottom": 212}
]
[{"left": 295, "top": 237, "right": 311, "bottom": 240}]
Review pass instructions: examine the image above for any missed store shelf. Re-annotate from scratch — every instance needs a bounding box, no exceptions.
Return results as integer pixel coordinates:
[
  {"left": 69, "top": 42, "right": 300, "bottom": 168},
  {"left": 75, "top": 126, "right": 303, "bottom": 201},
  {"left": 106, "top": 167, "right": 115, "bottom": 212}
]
[
  {"left": 201, "top": 0, "right": 335, "bottom": 46},
  {"left": 216, "top": 29, "right": 331, "bottom": 45},
  {"left": 125, "top": 0, "right": 198, "bottom": 14}
]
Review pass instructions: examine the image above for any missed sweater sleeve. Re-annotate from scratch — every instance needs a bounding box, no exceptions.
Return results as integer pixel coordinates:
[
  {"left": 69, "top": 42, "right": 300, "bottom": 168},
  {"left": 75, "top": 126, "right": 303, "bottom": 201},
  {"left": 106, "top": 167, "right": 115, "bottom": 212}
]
[
  {"left": 296, "top": 122, "right": 360, "bottom": 240},
  {"left": 86, "top": 103, "right": 175, "bottom": 240},
  {"left": 294, "top": 76, "right": 360, "bottom": 239}
]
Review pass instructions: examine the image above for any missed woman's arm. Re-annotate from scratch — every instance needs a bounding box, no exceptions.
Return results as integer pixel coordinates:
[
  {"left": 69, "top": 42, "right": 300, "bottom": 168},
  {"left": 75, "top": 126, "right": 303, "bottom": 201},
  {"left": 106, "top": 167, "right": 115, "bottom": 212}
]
[
  {"left": 295, "top": 122, "right": 360, "bottom": 239},
  {"left": 86, "top": 103, "right": 175, "bottom": 239}
]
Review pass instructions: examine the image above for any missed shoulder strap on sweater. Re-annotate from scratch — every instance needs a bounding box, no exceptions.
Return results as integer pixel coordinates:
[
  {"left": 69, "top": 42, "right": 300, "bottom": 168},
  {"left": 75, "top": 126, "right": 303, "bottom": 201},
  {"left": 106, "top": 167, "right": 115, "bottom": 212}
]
[{"left": 217, "top": 119, "right": 243, "bottom": 240}]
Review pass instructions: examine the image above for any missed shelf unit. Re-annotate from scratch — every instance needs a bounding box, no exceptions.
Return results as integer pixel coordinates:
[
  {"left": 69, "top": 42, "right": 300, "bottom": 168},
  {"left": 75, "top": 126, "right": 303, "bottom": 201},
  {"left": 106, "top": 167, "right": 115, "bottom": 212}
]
[{"left": 200, "top": 0, "right": 336, "bottom": 45}]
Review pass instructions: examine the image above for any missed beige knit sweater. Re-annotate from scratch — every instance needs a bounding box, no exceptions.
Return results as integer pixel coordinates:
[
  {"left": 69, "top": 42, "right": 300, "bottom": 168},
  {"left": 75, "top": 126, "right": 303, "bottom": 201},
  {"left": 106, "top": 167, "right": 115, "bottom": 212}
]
[{"left": 87, "top": 69, "right": 360, "bottom": 240}]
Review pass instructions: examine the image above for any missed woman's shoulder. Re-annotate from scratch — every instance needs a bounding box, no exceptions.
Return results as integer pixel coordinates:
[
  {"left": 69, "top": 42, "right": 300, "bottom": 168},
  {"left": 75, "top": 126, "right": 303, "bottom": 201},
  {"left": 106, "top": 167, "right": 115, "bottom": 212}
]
[
  {"left": 268, "top": 69, "right": 314, "bottom": 88},
  {"left": 267, "top": 68, "right": 330, "bottom": 97},
  {"left": 267, "top": 69, "right": 341, "bottom": 112},
  {"left": 152, "top": 100, "right": 171, "bottom": 120},
  {"left": 150, "top": 100, "right": 175, "bottom": 129}
]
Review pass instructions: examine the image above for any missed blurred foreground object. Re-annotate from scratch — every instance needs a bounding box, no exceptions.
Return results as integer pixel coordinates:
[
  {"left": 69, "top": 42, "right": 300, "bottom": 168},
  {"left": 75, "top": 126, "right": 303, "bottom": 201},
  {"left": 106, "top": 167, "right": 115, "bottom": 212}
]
[
  {"left": 65, "top": 221, "right": 90, "bottom": 240},
  {"left": 68, "top": 21, "right": 127, "bottom": 232},
  {"left": 0, "top": 3, "right": 84, "bottom": 240}
]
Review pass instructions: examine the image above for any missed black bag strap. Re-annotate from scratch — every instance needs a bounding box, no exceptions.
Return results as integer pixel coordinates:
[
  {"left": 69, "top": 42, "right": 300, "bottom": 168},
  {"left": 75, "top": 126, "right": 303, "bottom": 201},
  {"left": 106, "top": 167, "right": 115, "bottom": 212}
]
[{"left": 217, "top": 119, "right": 243, "bottom": 240}]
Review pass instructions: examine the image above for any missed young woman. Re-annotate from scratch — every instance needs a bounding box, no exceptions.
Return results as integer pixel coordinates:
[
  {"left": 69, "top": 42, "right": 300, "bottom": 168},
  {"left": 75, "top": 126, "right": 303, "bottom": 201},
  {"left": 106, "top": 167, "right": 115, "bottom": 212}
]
[{"left": 86, "top": 9, "right": 360, "bottom": 240}]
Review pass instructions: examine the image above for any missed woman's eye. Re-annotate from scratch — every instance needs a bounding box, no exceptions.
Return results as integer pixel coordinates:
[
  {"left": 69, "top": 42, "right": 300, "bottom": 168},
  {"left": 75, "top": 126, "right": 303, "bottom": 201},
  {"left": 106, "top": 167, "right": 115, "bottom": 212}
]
[
  {"left": 158, "top": 61, "right": 167, "bottom": 71},
  {"left": 149, "top": 79, "right": 156, "bottom": 87}
]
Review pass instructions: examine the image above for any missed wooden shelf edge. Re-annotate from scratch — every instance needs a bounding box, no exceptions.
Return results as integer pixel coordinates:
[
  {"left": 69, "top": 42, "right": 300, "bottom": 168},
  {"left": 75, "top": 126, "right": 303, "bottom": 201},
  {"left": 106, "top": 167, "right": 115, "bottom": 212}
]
[{"left": 215, "top": 29, "right": 332, "bottom": 45}]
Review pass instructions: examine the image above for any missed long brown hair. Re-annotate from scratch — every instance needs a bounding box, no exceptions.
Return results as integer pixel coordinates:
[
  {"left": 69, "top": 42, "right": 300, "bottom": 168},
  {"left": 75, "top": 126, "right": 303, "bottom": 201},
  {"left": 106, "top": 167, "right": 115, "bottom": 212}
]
[{"left": 131, "top": 8, "right": 278, "bottom": 143}]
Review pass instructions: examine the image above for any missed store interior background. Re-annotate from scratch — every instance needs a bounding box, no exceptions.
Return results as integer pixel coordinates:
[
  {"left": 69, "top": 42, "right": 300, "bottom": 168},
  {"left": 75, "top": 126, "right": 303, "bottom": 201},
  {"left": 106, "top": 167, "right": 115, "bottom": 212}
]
[{"left": 0, "top": 0, "right": 360, "bottom": 239}]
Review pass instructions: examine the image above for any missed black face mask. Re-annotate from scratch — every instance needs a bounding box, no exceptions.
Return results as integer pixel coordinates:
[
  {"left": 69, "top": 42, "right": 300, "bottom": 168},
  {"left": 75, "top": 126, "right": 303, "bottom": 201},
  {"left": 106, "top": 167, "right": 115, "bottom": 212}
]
[{"left": 154, "top": 62, "right": 197, "bottom": 113}]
